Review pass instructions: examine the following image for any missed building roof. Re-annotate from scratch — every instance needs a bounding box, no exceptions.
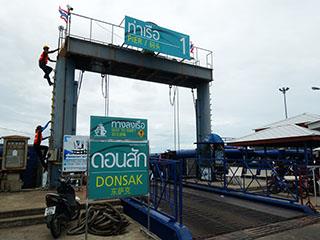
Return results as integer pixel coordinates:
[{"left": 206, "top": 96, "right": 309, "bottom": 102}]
[
  {"left": 1, "top": 135, "right": 30, "bottom": 140},
  {"left": 255, "top": 113, "right": 320, "bottom": 131},
  {"left": 230, "top": 124, "right": 320, "bottom": 147},
  {"left": 308, "top": 119, "right": 320, "bottom": 131}
]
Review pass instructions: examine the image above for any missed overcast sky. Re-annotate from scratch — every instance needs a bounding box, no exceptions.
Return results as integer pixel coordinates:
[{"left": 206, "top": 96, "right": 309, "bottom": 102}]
[{"left": 0, "top": 0, "right": 320, "bottom": 152}]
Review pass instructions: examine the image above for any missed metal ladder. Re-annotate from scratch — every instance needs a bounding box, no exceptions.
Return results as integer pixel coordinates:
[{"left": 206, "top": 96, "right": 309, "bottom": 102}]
[{"left": 49, "top": 69, "right": 56, "bottom": 150}]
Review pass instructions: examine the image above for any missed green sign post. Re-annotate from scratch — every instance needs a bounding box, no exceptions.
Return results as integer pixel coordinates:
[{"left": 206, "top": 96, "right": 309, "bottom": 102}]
[
  {"left": 88, "top": 116, "right": 149, "bottom": 200},
  {"left": 88, "top": 141, "right": 149, "bottom": 200}
]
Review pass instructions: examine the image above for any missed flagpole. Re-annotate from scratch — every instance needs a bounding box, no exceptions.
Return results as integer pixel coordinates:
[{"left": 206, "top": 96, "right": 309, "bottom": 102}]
[
  {"left": 67, "top": 6, "right": 72, "bottom": 37},
  {"left": 58, "top": 6, "right": 71, "bottom": 41}
]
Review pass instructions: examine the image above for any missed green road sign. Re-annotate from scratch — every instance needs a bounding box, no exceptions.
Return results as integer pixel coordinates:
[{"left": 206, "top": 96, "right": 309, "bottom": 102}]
[
  {"left": 124, "top": 16, "right": 191, "bottom": 60},
  {"left": 88, "top": 141, "right": 149, "bottom": 200},
  {"left": 90, "top": 116, "right": 147, "bottom": 141}
]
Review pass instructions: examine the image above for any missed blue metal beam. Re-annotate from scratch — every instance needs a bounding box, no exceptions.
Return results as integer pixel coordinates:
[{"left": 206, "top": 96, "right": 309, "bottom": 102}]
[
  {"left": 183, "top": 182, "right": 317, "bottom": 215},
  {"left": 66, "top": 37, "right": 212, "bottom": 89},
  {"left": 122, "top": 198, "right": 192, "bottom": 240}
]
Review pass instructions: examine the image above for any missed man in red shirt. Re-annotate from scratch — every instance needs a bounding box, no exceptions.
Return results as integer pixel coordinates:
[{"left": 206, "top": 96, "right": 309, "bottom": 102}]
[
  {"left": 39, "top": 45, "right": 58, "bottom": 86},
  {"left": 33, "top": 121, "right": 51, "bottom": 171}
]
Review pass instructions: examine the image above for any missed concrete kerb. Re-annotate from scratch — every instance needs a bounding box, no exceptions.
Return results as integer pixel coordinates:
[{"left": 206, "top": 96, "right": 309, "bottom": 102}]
[{"left": 0, "top": 189, "right": 122, "bottom": 229}]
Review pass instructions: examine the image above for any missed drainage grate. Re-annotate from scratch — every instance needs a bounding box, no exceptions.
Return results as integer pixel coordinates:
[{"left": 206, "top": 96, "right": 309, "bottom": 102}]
[{"left": 207, "top": 215, "right": 320, "bottom": 240}]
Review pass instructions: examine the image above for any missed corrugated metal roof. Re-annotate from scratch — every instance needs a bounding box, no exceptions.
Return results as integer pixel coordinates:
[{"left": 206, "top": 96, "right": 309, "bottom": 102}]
[
  {"left": 308, "top": 119, "right": 320, "bottom": 130},
  {"left": 232, "top": 124, "right": 320, "bottom": 143},
  {"left": 255, "top": 113, "right": 320, "bottom": 130}
]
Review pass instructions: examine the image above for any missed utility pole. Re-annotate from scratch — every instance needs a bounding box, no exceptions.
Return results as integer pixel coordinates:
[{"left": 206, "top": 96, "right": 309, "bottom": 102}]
[{"left": 279, "top": 87, "right": 289, "bottom": 119}]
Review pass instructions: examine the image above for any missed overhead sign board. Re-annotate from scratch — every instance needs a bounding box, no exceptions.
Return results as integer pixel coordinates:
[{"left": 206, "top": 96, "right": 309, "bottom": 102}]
[
  {"left": 88, "top": 141, "right": 149, "bottom": 200},
  {"left": 90, "top": 116, "right": 147, "bottom": 141},
  {"left": 63, "top": 135, "right": 88, "bottom": 172},
  {"left": 124, "top": 16, "right": 190, "bottom": 60}
]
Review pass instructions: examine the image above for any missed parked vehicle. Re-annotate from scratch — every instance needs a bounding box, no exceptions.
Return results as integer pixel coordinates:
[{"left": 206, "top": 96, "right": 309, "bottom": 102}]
[{"left": 44, "top": 174, "right": 81, "bottom": 238}]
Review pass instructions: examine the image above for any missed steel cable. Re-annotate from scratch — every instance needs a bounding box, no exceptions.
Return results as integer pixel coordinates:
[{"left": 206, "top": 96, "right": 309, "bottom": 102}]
[
  {"left": 169, "top": 85, "right": 180, "bottom": 151},
  {"left": 101, "top": 74, "right": 110, "bottom": 116},
  {"left": 67, "top": 202, "right": 130, "bottom": 236},
  {"left": 76, "top": 70, "right": 84, "bottom": 103}
]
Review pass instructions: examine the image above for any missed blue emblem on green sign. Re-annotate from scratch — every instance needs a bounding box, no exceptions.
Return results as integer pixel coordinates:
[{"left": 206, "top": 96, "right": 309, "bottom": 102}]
[
  {"left": 88, "top": 141, "right": 149, "bottom": 200},
  {"left": 124, "top": 16, "right": 190, "bottom": 60},
  {"left": 90, "top": 116, "right": 147, "bottom": 141}
]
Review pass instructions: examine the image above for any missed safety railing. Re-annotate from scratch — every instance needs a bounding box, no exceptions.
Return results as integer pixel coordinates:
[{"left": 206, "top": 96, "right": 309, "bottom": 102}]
[
  {"left": 307, "top": 165, "right": 320, "bottom": 207},
  {"left": 68, "top": 13, "right": 124, "bottom": 46},
  {"left": 149, "top": 157, "right": 183, "bottom": 224},
  {"left": 222, "top": 158, "right": 302, "bottom": 202},
  {"left": 60, "top": 12, "right": 213, "bottom": 69},
  {"left": 184, "top": 155, "right": 318, "bottom": 208}
]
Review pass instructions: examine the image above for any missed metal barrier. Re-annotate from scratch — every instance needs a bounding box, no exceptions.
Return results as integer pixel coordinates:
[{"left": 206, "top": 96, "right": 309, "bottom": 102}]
[
  {"left": 308, "top": 165, "right": 320, "bottom": 207},
  {"left": 149, "top": 158, "right": 183, "bottom": 224},
  {"left": 122, "top": 158, "right": 191, "bottom": 240},
  {"left": 222, "top": 158, "right": 302, "bottom": 202},
  {"left": 184, "top": 155, "right": 318, "bottom": 213},
  {"left": 59, "top": 12, "right": 213, "bottom": 69}
]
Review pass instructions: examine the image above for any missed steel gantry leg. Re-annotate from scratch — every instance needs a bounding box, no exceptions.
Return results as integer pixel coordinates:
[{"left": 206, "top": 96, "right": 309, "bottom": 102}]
[
  {"left": 196, "top": 83, "right": 211, "bottom": 143},
  {"left": 49, "top": 56, "right": 77, "bottom": 187}
]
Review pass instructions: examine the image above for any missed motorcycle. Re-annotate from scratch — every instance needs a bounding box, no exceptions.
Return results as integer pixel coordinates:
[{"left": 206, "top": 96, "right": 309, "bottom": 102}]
[{"left": 44, "top": 174, "right": 81, "bottom": 238}]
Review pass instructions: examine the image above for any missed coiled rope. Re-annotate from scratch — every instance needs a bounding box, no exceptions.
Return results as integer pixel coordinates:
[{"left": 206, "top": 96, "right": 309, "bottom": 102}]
[{"left": 67, "top": 203, "right": 130, "bottom": 236}]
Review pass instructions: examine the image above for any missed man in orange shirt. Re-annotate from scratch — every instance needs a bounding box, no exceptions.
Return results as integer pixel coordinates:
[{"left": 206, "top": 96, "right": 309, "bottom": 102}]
[
  {"left": 39, "top": 45, "right": 58, "bottom": 86},
  {"left": 33, "top": 121, "right": 51, "bottom": 171}
]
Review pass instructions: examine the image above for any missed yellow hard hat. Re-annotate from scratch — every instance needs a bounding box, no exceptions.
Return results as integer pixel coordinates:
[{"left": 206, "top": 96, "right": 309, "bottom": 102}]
[{"left": 43, "top": 45, "right": 49, "bottom": 50}]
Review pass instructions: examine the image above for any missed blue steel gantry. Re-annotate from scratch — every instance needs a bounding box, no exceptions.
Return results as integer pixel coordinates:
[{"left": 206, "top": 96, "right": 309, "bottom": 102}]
[
  {"left": 51, "top": 17, "right": 213, "bottom": 166},
  {"left": 49, "top": 13, "right": 213, "bottom": 239}
]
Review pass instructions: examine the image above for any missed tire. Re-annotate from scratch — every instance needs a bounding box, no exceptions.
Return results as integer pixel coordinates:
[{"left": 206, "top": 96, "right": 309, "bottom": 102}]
[
  {"left": 50, "top": 215, "right": 62, "bottom": 239},
  {"left": 45, "top": 215, "right": 53, "bottom": 229},
  {"left": 71, "top": 201, "right": 81, "bottom": 220}
]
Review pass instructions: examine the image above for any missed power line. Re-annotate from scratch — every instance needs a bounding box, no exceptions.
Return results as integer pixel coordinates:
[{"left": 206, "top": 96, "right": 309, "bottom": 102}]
[{"left": 0, "top": 126, "right": 33, "bottom": 136}]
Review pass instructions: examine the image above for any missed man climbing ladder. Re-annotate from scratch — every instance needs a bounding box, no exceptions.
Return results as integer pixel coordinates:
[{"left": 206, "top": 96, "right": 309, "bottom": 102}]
[
  {"left": 39, "top": 45, "right": 58, "bottom": 86},
  {"left": 33, "top": 120, "right": 51, "bottom": 171}
]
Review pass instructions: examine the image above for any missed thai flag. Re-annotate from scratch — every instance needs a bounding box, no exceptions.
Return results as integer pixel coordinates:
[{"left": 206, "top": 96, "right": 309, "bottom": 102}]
[
  {"left": 190, "top": 41, "right": 195, "bottom": 54},
  {"left": 59, "top": 6, "right": 69, "bottom": 23}
]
